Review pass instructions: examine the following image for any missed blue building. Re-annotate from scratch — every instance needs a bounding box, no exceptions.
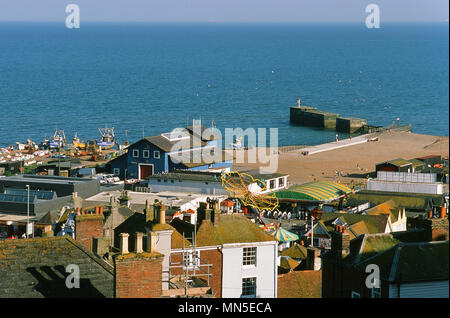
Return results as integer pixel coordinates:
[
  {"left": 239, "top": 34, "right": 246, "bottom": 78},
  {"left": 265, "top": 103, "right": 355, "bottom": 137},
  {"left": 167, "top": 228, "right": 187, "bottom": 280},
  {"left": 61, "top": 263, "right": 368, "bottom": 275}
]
[{"left": 107, "top": 122, "right": 233, "bottom": 180}]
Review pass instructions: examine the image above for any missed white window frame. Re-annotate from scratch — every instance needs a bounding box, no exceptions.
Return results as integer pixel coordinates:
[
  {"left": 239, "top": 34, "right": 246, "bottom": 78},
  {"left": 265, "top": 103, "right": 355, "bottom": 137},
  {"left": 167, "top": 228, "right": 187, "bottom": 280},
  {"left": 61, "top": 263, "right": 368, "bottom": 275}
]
[
  {"left": 132, "top": 149, "right": 139, "bottom": 158},
  {"left": 278, "top": 177, "right": 284, "bottom": 188},
  {"left": 243, "top": 247, "right": 257, "bottom": 267},
  {"left": 154, "top": 150, "right": 160, "bottom": 159},
  {"left": 351, "top": 291, "right": 360, "bottom": 298},
  {"left": 143, "top": 149, "right": 150, "bottom": 158},
  {"left": 113, "top": 168, "right": 120, "bottom": 176},
  {"left": 242, "top": 277, "right": 257, "bottom": 297}
]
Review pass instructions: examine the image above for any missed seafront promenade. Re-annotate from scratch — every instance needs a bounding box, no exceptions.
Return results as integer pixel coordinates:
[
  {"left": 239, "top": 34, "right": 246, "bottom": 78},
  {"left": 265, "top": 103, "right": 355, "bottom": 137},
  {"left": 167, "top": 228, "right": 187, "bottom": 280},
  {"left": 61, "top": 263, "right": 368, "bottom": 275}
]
[{"left": 296, "top": 134, "right": 371, "bottom": 156}]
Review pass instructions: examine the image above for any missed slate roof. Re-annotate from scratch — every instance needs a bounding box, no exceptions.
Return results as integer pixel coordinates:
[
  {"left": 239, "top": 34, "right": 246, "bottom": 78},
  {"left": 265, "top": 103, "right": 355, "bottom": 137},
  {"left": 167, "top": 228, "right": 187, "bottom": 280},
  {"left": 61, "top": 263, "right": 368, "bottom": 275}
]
[
  {"left": 145, "top": 134, "right": 207, "bottom": 153},
  {"left": 195, "top": 214, "right": 276, "bottom": 247},
  {"left": 0, "top": 236, "right": 114, "bottom": 298},
  {"left": 149, "top": 170, "right": 222, "bottom": 183},
  {"left": 277, "top": 270, "right": 322, "bottom": 298},
  {"left": 114, "top": 212, "right": 191, "bottom": 249},
  {"left": 356, "top": 240, "right": 449, "bottom": 283}
]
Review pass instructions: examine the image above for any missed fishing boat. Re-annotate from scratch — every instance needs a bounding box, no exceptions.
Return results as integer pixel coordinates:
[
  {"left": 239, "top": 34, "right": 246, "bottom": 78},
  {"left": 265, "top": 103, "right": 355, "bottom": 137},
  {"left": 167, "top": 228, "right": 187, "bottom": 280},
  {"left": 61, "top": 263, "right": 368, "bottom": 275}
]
[
  {"left": 49, "top": 130, "right": 66, "bottom": 149},
  {"left": 72, "top": 133, "right": 86, "bottom": 149},
  {"left": 97, "top": 127, "right": 115, "bottom": 149}
]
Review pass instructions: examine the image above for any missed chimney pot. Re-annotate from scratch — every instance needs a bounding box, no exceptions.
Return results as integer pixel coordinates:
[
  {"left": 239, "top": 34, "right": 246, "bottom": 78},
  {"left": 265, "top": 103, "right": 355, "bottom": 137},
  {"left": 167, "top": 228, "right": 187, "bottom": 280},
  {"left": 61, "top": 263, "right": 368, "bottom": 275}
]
[{"left": 119, "top": 233, "right": 130, "bottom": 254}]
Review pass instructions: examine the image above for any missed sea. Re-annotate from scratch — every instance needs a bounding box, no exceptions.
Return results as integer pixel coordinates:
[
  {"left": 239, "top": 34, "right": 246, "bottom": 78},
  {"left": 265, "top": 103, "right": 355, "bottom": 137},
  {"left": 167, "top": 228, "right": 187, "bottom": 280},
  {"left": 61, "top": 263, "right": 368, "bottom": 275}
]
[{"left": 0, "top": 22, "right": 448, "bottom": 148}]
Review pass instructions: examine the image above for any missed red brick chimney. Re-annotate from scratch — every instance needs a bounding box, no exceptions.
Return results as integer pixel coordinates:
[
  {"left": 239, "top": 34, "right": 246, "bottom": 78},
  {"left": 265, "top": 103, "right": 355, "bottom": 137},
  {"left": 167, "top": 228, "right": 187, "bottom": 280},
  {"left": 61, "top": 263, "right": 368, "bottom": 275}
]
[
  {"left": 114, "top": 232, "right": 164, "bottom": 298},
  {"left": 75, "top": 206, "right": 104, "bottom": 251}
]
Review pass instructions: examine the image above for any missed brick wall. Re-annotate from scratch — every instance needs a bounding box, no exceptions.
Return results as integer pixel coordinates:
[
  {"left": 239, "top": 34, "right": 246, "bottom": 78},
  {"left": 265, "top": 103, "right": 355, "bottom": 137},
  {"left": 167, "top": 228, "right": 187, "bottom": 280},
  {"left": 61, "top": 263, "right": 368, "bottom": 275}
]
[
  {"left": 114, "top": 253, "right": 163, "bottom": 298},
  {"left": 169, "top": 248, "right": 223, "bottom": 297},
  {"left": 75, "top": 214, "right": 104, "bottom": 252},
  {"left": 199, "top": 248, "right": 223, "bottom": 298}
]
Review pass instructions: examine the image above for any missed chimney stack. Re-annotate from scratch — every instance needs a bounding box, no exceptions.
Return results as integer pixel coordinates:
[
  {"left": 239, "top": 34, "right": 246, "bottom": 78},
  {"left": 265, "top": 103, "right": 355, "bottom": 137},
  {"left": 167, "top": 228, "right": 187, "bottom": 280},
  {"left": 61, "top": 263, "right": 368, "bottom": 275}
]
[
  {"left": 159, "top": 203, "right": 166, "bottom": 224},
  {"left": 331, "top": 229, "right": 350, "bottom": 260},
  {"left": 145, "top": 199, "right": 155, "bottom": 222},
  {"left": 120, "top": 233, "right": 129, "bottom": 254}
]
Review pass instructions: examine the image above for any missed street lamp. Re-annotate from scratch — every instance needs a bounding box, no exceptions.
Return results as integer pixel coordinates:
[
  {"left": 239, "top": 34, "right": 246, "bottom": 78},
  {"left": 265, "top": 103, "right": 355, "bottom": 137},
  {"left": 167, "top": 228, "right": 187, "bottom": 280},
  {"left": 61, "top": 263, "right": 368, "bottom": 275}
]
[{"left": 26, "top": 184, "right": 30, "bottom": 238}]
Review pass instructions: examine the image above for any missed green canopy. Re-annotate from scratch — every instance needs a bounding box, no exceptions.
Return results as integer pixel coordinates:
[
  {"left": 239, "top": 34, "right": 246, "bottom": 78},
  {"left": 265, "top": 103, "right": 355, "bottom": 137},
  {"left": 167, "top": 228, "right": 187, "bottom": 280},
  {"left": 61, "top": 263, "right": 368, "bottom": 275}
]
[
  {"left": 269, "top": 226, "right": 299, "bottom": 242},
  {"left": 275, "top": 181, "right": 353, "bottom": 202}
]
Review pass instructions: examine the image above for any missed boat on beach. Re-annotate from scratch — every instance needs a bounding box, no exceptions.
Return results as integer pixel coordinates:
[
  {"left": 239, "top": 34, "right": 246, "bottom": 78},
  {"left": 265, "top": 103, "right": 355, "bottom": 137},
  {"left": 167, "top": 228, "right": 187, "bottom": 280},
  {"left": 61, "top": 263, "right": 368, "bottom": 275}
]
[
  {"left": 72, "top": 133, "right": 86, "bottom": 149},
  {"left": 49, "top": 130, "right": 66, "bottom": 149},
  {"left": 97, "top": 127, "right": 115, "bottom": 149}
]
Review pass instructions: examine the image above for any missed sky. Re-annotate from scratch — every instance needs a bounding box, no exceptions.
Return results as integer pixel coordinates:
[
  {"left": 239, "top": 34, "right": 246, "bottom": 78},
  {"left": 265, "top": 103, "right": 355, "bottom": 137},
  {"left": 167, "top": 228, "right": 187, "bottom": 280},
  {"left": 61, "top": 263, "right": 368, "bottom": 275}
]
[{"left": 0, "top": 0, "right": 448, "bottom": 22}]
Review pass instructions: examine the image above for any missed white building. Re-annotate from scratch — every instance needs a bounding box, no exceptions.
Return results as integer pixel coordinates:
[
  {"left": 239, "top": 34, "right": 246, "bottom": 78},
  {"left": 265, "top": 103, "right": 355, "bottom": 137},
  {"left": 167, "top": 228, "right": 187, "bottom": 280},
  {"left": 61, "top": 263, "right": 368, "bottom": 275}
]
[
  {"left": 169, "top": 213, "right": 278, "bottom": 298},
  {"left": 367, "top": 171, "right": 445, "bottom": 195},
  {"left": 147, "top": 170, "right": 289, "bottom": 196}
]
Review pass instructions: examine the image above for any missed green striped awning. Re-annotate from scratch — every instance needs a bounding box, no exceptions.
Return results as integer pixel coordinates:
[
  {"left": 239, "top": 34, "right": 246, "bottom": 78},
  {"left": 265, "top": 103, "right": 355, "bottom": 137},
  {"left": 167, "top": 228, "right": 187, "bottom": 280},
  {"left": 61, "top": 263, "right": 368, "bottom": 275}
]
[
  {"left": 274, "top": 181, "right": 353, "bottom": 203},
  {"left": 269, "top": 226, "right": 299, "bottom": 243}
]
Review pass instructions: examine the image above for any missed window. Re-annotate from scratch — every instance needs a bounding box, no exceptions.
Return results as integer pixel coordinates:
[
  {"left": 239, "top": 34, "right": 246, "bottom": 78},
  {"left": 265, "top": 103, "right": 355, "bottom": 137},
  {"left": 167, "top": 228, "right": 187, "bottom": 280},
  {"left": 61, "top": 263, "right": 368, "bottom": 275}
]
[
  {"left": 371, "top": 287, "right": 381, "bottom": 298},
  {"left": 113, "top": 168, "right": 120, "bottom": 176},
  {"left": 242, "top": 277, "right": 256, "bottom": 297},
  {"left": 351, "top": 291, "right": 360, "bottom": 298},
  {"left": 278, "top": 177, "right": 284, "bottom": 187},
  {"left": 243, "top": 247, "right": 257, "bottom": 266},
  {"left": 132, "top": 149, "right": 139, "bottom": 158},
  {"left": 143, "top": 150, "right": 150, "bottom": 158},
  {"left": 183, "top": 251, "right": 199, "bottom": 269},
  {"left": 269, "top": 180, "right": 275, "bottom": 189},
  {"left": 170, "top": 180, "right": 174, "bottom": 183},
  {"left": 154, "top": 151, "right": 160, "bottom": 159}
]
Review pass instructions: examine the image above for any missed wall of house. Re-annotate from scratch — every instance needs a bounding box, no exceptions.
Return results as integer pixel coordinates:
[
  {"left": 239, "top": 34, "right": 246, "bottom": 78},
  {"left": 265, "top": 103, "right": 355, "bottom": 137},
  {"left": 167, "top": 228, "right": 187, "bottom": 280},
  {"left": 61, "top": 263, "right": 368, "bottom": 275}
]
[
  {"left": 221, "top": 243, "right": 277, "bottom": 298},
  {"left": 262, "top": 176, "right": 288, "bottom": 193},
  {"left": 109, "top": 140, "right": 167, "bottom": 179},
  {"left": 389, "top": 280, "right": 449, "bottom": 298},
  {"left": 75, "top": 214, "right": 104, "bottom": 252}
]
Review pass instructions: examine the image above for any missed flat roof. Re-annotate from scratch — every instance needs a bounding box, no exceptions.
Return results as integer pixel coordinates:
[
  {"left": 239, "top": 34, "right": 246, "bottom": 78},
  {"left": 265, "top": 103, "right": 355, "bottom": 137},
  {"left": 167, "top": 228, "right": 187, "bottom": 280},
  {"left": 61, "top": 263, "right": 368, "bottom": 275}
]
[{"left": 0, "top": 174, "right": 95, "bottom": 185}]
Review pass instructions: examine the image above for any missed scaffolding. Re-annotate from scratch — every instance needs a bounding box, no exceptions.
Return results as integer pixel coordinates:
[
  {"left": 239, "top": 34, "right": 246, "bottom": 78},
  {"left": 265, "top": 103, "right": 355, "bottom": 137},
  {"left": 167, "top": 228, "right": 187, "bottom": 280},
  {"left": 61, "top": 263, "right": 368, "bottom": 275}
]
[{"left": 167, "top": 222, "right": 214, "bottom": 297}]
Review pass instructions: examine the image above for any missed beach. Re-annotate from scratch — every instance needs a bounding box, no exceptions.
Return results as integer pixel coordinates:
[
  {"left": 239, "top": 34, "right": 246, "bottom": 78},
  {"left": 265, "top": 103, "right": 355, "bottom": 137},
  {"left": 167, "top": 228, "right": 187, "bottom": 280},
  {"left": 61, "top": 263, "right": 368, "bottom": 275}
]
[{"left": 233, "top": 131, "right": 449, "bottom": 185}]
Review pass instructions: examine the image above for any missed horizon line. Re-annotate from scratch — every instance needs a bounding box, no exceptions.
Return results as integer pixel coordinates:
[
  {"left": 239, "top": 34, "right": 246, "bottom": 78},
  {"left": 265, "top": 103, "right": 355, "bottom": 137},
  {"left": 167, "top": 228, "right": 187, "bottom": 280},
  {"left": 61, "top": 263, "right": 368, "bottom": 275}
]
[{"left": 0, "top": 20, "right": 448, "bottom": 24}]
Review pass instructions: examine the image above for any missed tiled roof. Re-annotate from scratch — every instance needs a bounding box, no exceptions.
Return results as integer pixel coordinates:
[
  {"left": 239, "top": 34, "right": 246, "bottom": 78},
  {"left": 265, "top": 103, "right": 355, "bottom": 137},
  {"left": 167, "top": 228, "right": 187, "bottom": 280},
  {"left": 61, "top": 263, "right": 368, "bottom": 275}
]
[
  {"left": 277, "top": 270, "right": 322, "bottom": 298},
  {"left": 280, "top": 243, "right": 308, "bottom": 260},
  {"left": 195, "top": 214, "right": 276, "bottom": 247},
  {"left": 279, "top": 256, "right": 300, "bottom": 271},
  {"left": 319, "top": 212, "right": 389, "bottom": 235},
  {"left": 0, "top": 236, "right": 114, "bottom": 298},
  {"left": 365, "top": 200, "right": 402, "bottom": 223}
]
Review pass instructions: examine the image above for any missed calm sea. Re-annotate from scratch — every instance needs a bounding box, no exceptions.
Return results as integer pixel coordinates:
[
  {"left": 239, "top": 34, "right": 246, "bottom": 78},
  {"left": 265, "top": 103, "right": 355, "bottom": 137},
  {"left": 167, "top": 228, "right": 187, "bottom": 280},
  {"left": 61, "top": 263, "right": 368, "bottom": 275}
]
[{"left": 0, "top": 22, "right": 448, "bottom": 148}]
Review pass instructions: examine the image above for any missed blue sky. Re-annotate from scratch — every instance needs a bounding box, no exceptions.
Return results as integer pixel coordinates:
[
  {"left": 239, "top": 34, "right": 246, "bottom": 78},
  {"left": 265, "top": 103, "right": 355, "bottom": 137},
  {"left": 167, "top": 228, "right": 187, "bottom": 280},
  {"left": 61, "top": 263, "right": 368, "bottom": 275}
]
[{"left": 0, "top": 0, "right": 448, "bottom": 22}]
